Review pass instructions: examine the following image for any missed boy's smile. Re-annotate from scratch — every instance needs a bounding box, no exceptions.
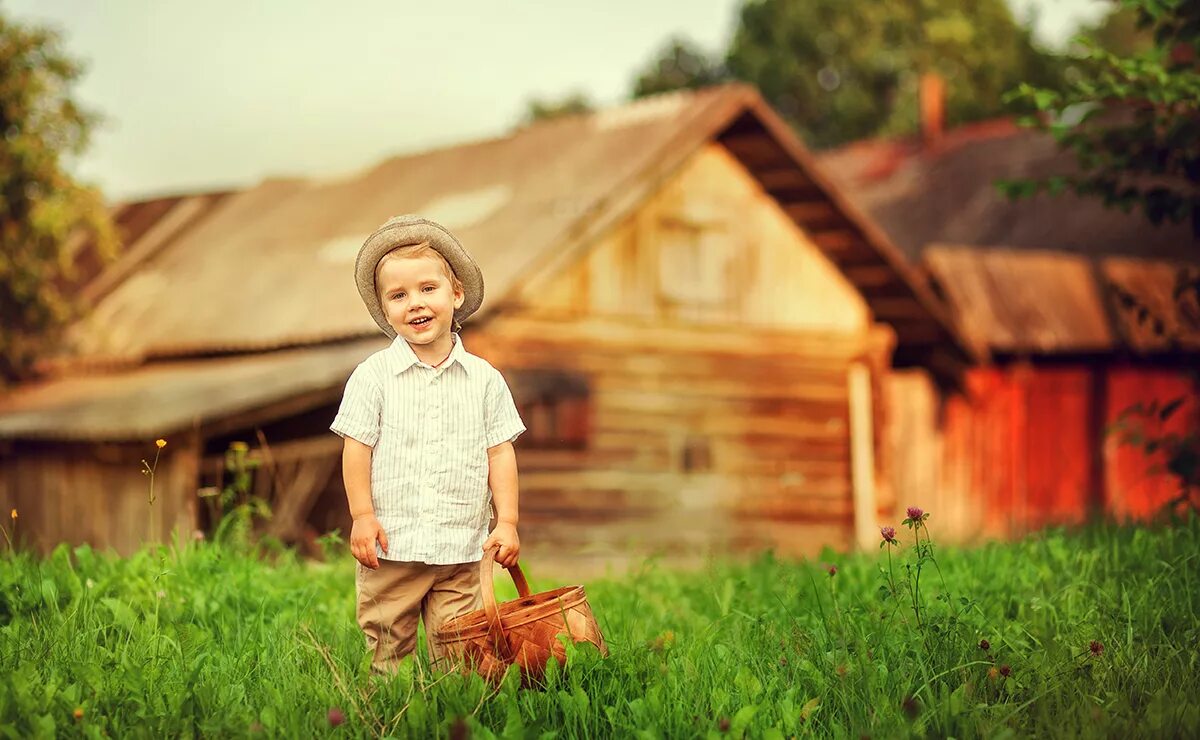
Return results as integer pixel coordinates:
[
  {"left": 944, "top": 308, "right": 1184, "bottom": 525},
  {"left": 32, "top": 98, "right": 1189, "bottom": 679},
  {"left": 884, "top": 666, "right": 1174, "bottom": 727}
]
[{"left": 377, "top": 254, "right": 465, "bottom": 363}]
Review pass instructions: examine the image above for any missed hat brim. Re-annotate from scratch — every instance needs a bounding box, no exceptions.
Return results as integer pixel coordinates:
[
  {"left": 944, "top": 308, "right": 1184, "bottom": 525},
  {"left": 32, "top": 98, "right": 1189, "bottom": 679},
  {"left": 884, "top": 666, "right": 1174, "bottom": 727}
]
[{"left": 355, "top": 216, "right": 484, "bottom": 338}]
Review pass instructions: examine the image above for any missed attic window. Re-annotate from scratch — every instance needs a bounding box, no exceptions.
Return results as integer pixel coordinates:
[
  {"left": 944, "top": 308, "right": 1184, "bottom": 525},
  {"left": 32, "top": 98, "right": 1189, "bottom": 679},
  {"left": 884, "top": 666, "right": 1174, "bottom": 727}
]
[
  {"left": 507, "top": 368, "right": 591, "bottom": 449},
  {"left": 657, "top": 212, "right": 734, "bottom": 309}
]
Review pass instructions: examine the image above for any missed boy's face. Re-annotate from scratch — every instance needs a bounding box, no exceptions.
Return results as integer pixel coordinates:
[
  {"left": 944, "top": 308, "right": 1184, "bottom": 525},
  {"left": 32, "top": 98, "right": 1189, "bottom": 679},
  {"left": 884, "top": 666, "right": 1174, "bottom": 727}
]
[{"left": 377, "top": 254, "right": 465, "bottom": 347}]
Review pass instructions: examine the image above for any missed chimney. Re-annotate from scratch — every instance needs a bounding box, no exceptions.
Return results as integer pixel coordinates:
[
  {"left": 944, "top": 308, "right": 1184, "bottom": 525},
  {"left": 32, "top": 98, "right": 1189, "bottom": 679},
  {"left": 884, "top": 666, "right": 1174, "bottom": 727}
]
[{"left": 919, "top": 72, "right": 945, "bottom": 147}]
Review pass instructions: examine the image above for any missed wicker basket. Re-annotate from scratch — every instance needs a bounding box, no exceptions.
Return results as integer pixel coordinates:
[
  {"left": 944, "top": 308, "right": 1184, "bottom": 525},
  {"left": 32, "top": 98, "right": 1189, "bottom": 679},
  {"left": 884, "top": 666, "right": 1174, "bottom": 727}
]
[{"left": 435, "top": 546, "right": 607, "bottom": 684}]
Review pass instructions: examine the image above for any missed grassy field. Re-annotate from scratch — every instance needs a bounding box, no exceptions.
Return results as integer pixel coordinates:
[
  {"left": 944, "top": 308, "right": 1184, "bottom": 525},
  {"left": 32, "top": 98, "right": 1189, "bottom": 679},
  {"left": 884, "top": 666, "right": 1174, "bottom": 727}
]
[{"left": 1, "top": 512, "right": 1198, "bottom": 739}]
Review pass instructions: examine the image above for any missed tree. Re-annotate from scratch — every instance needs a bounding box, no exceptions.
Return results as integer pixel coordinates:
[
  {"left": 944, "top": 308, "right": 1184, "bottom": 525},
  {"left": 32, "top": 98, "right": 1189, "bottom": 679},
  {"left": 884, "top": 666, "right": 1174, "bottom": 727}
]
[
  {"left": 629, "top": 0, "right": 1065, "bottom": 149},
  {"left": 1001, "top": 0, "right": 1200, "bottom": 238},
  {"left": 1, "top": 11, "right": 115, "bottom": 385},
  {"left": 520, "top": 91, "right": 594, "bottom": 125},
  {"left": 725, "top": 0, "right": 1064, "bottom": 148},
  {"left": 631, "top": 37, "right": 729, "bottom": 98},
  {"left": 1086, "top": 3, "right": 1155, "bottom": 57}
]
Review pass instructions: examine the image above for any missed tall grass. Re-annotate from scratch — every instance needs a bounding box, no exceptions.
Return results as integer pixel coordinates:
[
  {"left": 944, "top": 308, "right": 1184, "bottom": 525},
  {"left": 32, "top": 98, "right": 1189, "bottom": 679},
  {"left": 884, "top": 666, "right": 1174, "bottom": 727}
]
[{"left": 1, "top": 514, "right": 1198, "bottom": 738}]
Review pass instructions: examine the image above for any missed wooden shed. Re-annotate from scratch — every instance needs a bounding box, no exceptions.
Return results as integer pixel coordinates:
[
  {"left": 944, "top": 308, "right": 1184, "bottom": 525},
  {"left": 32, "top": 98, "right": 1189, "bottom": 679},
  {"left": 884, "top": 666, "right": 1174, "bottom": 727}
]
[
  {"left": 819, "top": 118, "right": 1200, "bottom": 540},
  {"left": 0, "top": 85, "right": 975, "bottom": 571}
]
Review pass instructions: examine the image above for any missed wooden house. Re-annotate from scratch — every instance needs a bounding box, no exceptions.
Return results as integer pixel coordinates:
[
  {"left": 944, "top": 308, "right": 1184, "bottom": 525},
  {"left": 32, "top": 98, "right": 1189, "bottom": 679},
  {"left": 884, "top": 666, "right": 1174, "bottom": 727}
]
[
  {"left": 820, "top": 117, "right": 1200, "bottom": 540},
  {"left": 0, "top": 85, "right": 976, "bottom": 572}
]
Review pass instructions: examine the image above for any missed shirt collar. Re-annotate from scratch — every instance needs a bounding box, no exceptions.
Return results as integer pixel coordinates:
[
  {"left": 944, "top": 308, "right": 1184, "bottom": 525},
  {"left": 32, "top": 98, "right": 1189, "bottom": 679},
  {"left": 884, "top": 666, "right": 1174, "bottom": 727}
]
[{"left": 387, "top": 332, "right": 471, "bottom": 376}]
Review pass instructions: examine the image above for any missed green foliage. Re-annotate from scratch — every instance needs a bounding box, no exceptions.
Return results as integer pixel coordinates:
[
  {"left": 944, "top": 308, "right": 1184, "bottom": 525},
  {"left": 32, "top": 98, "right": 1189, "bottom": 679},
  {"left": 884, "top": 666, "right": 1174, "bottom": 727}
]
[
  {"left": 2, "top": 516, "right": 1198, "bottom": 736},
  {"left": 1000, "top": 0, "right": 1200, "bottom": 238},
  {"left": 197, "top": 441, "right": 276, "bottom": 552},
  {"left": 0, "top": 10, "right": 117, "bottom": 385},
  {"left": 631, "top": 0, "right": 1065, "bottom": 148},
  {"left": 631, "top": 37, "right": 729, "bottom": 98},
  {"left": 521, "top": 91, "right": 594, "bottom": 125},
  {"left": 1107, "top": 392, "right": 1200, "bottom": 511}
]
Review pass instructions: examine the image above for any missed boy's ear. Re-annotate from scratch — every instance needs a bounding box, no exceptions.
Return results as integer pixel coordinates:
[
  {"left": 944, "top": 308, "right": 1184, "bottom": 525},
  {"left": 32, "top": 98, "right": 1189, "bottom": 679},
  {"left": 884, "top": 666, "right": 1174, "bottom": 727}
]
[{"left": 453, "top": 286, "right": 465, "bottom": 310}]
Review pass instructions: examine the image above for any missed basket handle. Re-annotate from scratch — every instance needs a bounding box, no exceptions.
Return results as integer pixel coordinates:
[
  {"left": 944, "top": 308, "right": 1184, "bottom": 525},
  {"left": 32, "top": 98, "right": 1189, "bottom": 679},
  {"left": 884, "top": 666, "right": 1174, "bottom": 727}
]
[{"left": 480, "top": 544, "right": 531, "bottom": 663}]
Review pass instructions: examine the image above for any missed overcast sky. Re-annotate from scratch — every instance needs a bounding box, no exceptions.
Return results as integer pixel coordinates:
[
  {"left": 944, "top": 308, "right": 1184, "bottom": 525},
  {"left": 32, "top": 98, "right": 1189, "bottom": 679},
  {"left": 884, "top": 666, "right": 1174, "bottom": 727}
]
[{"left": 4, "top": 0, "right": 1113, "bottom": 201}]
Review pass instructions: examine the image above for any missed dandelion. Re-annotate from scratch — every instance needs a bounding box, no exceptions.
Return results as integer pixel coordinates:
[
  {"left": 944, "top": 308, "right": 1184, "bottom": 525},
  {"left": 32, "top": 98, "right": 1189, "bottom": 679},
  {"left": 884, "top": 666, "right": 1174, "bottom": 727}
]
[
  {"left": 999, "top": 664, "right": 1012, "bottom": 678},
  {"left": 978, "top": 639, "right": 990, "bottom": 651},
  {"left": 880, "top": 525, "right": 896, "bottom": 544},
  {"left": 1089, "top": 640, "right": 1104, "bottom": 657},
  {"left": 327, "top": 708, "right": 345, "bottom": 727}
]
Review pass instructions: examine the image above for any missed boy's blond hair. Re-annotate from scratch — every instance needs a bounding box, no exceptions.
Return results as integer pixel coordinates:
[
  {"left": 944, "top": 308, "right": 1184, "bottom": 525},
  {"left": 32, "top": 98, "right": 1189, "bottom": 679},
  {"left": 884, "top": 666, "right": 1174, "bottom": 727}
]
[{"left": 374, "top": 242, "right": 464, "bottom": 301}]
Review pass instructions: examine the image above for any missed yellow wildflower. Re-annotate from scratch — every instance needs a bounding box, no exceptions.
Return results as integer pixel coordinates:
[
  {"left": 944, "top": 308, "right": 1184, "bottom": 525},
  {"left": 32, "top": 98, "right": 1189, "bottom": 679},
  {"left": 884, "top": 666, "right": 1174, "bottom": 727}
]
[
  {"left": 9, "top": 509, "right": 15, "bottom": 521},
  {"left": 155, "top": 439, "right": 167, "bottom": 449},
  {"left": 73, "top": 707, "right": 84, "bottom": 720}
]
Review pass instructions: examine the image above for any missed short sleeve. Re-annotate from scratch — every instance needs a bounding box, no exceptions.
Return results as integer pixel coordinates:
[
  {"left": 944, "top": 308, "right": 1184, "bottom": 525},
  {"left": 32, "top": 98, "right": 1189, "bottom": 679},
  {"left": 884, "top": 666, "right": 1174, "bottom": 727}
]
[
  {"left": 330, "top": 362, "right": 382, "bottom": 447},
  {"left": 484, "top": 369, "right": 526, "bottom": 448}
]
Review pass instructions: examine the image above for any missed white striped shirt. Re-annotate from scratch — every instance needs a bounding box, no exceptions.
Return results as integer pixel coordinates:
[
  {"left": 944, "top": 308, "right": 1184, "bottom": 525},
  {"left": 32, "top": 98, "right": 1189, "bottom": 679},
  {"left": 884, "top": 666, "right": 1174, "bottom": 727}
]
[{"left": 329, "top": 333, "right": 525, "bottom": 564}]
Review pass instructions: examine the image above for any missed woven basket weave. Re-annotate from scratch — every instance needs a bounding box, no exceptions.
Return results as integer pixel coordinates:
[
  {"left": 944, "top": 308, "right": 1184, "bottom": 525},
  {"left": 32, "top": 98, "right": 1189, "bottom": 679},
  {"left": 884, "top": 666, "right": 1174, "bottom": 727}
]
[{"left": 435, "top": 546, "right": 607, "bottom": 684}]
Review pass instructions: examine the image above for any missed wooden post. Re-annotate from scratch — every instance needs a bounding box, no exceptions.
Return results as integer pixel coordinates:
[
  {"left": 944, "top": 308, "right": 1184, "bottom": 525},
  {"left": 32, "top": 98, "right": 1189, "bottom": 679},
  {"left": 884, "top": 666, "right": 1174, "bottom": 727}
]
[{"left": 848, "top": 361, "right": 878, "bottom": 550}]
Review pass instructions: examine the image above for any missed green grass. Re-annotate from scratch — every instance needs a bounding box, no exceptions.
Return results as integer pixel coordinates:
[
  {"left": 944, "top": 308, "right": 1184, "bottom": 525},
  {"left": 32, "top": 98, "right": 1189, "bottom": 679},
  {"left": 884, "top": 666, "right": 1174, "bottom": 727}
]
[{"left": 1, "top": 514, "right": 1198, "bottom": 739}]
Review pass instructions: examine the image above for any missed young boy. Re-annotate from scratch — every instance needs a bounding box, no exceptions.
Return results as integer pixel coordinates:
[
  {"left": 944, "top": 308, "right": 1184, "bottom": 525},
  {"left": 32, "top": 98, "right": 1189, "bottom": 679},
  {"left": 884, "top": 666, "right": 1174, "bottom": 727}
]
[{"left": 330, "top": 215, "right": 525, "bottom": 675}]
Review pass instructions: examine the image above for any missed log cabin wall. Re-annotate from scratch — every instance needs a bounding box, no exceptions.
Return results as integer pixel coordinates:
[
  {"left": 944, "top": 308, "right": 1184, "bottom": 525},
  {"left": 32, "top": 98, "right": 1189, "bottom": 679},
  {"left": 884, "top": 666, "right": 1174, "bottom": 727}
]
[
  {"left": 0, "top": 439, "right": 199, "bottom": 556},
  {"left": 463, "top": 142, "right": 894, "bottom": 564}
]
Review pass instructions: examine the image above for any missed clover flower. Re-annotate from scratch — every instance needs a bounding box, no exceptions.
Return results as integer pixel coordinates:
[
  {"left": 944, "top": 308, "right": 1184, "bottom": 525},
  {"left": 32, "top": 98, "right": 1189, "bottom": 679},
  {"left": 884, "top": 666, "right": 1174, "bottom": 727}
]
[
  {"left": 826, "top": 563, "right": 838, "bottom": 577},
  {"left": 880, "top": 526, "right": 896, "bottom": 543},
  {"left": 978, "top": 639, "right": 990, "bottom": 651},
  {"left": 327, "top": 708, "right": 345, "bottom": 727},
  {"left": 999, "top": 664, "right": 1012, "bottom": 678},
  {"left": 906, "top": 507, "right": 923, "bottom": 520},
  {"left": 1089, "top": 640, "right": 1104, "bottom": 657}
]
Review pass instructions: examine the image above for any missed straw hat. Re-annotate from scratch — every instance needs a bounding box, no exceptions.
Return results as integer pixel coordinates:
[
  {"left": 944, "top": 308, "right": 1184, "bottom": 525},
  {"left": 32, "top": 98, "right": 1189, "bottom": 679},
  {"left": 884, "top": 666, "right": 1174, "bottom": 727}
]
[{"left": 355, "top": 215, "right": 484, "bottom": 338}]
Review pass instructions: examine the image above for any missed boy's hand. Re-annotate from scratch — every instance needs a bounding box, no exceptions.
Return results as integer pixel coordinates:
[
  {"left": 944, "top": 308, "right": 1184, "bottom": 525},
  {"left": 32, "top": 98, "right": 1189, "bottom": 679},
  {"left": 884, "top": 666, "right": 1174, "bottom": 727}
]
[
  {"left": 483, "top": 522, "right": 520, "bottom": 568},
  {"left": 350, "top": 513, "right": 388, "bottom": 569}
]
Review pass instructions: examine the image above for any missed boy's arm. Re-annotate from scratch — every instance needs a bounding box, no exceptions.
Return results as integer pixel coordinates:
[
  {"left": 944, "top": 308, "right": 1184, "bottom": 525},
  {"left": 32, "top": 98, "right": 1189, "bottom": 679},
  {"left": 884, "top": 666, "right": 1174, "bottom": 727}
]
[
  {"left": 343, "top": 437, "right": 387, "bottom": 568},
  {"left": 483, "top": 441, "right": 520, "bottom": 568}
]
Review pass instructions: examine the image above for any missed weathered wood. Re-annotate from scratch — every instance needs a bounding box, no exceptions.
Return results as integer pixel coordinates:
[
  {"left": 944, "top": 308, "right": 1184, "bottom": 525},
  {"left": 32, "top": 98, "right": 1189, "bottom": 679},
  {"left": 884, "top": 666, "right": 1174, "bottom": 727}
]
[{"left": 848, "top": 362, "right": 878, "bottom": 550}]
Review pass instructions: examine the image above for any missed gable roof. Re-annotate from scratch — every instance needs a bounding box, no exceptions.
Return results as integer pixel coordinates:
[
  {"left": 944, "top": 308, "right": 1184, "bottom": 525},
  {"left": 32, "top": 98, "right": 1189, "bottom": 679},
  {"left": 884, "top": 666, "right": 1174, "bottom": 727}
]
[
  {"left": 61, "top": 84, "right": 974, "bottom": 371},
  {"left": 818, "top": 120, "right": 1199, "bottom": 263}
]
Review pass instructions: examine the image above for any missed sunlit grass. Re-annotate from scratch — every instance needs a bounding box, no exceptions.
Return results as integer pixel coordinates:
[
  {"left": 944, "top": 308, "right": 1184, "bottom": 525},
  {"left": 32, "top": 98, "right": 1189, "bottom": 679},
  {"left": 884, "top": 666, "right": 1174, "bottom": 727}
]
[{"left": 1, "top": 514, "right": 1198, "bottom": 738}]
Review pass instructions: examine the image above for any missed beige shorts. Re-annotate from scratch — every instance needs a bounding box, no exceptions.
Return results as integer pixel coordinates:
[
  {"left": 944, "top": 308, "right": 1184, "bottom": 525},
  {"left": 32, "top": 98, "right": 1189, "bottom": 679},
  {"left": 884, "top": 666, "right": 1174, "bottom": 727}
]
[{"left": 355, "top": 558, "right": 482, "bottom": 674}]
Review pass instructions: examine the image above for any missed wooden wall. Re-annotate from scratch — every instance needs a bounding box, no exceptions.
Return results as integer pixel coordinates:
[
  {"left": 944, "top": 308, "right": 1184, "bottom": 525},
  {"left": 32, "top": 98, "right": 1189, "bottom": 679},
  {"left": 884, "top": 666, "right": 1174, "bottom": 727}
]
[
  {"left": 886, "top": 362, "right": 1200, "bottom": 543},
  {"left": 463, "top": 141, "right": 890, "bottom": 567},
  {"left": 469, "top": 316, "right": 884, "bottom": 564},
  {"left": 515, "top": 142, "right": 870, "bottom": 333},
  {"left": 0, "top": 437, "right": 200, "bottom": 556}
]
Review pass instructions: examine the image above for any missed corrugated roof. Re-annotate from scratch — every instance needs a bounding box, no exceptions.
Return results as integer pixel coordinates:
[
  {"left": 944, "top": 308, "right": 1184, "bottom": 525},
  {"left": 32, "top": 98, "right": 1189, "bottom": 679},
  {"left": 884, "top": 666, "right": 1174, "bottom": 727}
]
[
  {"left": 0, "top": 338, "right": 386, "bottom": 442},
  {"left": 818, "top": 122, "right": 1199, "bottom": 262},
  {"left": 925, "top": 245, "right": 1200, "bottom": 355},
  {"left": 63, "top": 84, "right": 973, "bottom": 368}
]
